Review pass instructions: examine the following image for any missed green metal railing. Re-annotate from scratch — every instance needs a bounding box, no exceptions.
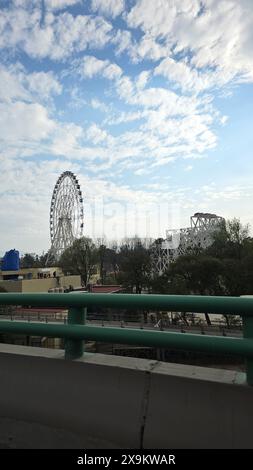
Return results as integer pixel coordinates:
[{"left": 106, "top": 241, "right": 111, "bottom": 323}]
[{"left": 0, "top": 293, "right": 253, "bottom": 384}]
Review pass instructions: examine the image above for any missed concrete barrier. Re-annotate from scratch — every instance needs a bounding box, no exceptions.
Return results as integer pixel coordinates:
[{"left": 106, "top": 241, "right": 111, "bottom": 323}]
[{"left": 0, "top": 344, "right": 252, "bottom": 448}]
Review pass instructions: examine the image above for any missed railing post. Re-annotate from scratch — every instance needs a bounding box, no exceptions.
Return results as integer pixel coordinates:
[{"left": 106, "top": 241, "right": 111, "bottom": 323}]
[
  {"left": 65, "top": 307, "right": 86, "bottom": 360},
  {"left": 242, "top": 316, "right": 253, "bottom": 385}
]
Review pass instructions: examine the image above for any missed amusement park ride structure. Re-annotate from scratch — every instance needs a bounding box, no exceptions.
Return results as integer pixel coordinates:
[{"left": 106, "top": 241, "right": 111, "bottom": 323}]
[
  {"left": 45, "top": 172, "right": 224, "bottom": 277},
  {"left": 151, "top": 212, "right": 225, "bottom": 276},
  {"left": 46, "top": 171, "right": 84, "bottom": 264}
]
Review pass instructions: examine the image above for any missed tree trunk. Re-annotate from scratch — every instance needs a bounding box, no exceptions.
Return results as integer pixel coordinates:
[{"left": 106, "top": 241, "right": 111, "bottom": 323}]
[{"left": 204, "top": 313, "right": 212, "bottom": 326}]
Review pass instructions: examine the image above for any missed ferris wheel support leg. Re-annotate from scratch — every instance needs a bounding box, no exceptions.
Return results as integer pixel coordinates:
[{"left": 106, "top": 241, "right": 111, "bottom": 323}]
[{"left": 65, "top": 306, "right": 86, "bottom": 360}]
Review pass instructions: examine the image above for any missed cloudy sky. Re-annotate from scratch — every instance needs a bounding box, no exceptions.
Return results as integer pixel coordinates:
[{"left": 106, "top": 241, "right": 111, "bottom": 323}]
[{"left": 0, "top": 0, "right": 253, "bottom": 254}]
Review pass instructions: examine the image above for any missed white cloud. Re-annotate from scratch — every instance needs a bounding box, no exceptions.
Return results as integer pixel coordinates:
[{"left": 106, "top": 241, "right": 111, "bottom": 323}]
[
  {"left": 90, "top": 98, "right": 109, "bottom": 112},
  {"left": 102, "top": 63, "right": 122, "bottom": 80},
  {"left": 45, "top": 0, "right": 81, "bottom": 10},
  {"left": 0, "top": 8, "right": 113, "bottom": 60},
  {"left": 0, "top": 64, "right": 62, "bottom": 104},
  {"left": 197, "top": 183, "right": 251, "bottom": 202},
  {"left": 71, "top": 67, "right": 217, "bottom": 168},
  {"left": 78, "top": 56, "right": 107, "bottom": 78},
  {"left": 0, "top": 65, "right": 30, "bottom": 103},
  {"left": 68, "top": 87, "right": 87, "bottom": 109},
  {"left": 105, "top": 110, "right": 143, "bottom": 125},
  {"left": 134, "top": 168, "right": 151, "bottom": 176},
  {"left": 220, "top": 115, "right": 228, "bottom": 125},
  {"left": 154, "top": 57, "right": 217, "bottom": 93},
  {"left": 91, "top": 0, "right": 125, "bottom": 18},
  {"left": 76, "top": 55, "right": 122, "bottom": 79},
  {"left": 113, "top": 29, "right": 172, "bottom": 63},
  {"left": 136, "top": 70, "right": 151, "bottom": 89},
  {"left": 116, "top": 74, "right": 203, "bottom": 116},
  {"left": 131, "top": 34, "right": 172, "bottom": 63},
  {"left": 86, "top": 124, "right": 109, "bottom": 144},
  {"left": 12, "top": 0, "right": 39, "bottom": 7},
  {"left": 112, "top": 29, "right": 132, "bottom": 55},
  {"left": 49, "top": 122, "right": 84, "bottom": 156},
  {"left": 0, "top": 7, "right": 41, "bottom": 50},
  {"left": 115, "top": 75, "right": 135, "bottom": 100},
  {"left": 0, "top": 67, "right": 85, "bottom": 162},
  {"left": 26, "top": 71, "right": 62, "bottom": 100},
  {"left": 0, "top": 101, "right": 56, "bottom": 141},
  {"left": 125, "top": 0, "right": 253, "bottom": 86},
  {"left": 0, "top": 58, "right": 218, "bottom": 175},
  {"left": 126, "top": 0, "right": 177, "bottom": 37},
  {"left": 174, "top": 1, "right": 253, "bottom": 86}
]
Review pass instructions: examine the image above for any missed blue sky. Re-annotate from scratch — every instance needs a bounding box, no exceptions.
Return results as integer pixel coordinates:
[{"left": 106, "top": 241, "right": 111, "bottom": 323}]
[{"left": 0, "top": 0, "right": 253, "bottom": 254}]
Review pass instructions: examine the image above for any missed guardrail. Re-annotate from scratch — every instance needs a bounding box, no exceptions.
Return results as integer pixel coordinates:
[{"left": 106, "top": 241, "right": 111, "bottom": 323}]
[{"left": 0, "top": 293, "right": 253, "bottom": 384}]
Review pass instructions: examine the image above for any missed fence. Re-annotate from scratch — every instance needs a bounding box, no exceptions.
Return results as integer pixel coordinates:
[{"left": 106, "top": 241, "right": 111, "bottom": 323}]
[{"left": 0, "top": 292, "right": 253, "bottom": 384}]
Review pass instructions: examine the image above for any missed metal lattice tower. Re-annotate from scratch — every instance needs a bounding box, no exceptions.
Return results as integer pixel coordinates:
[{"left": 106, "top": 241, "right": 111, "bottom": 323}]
[
  {"left": 151, "top": 212, "right": 225, "bottom": 275},
  {"left": 46, "top": 171, "right": 84, "bottom": 264}
]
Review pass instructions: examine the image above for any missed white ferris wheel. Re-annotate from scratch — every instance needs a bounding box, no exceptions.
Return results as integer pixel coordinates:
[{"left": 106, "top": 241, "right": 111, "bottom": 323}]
[{"left": 46, "top": 171, "right": 84, "bottom": 263}]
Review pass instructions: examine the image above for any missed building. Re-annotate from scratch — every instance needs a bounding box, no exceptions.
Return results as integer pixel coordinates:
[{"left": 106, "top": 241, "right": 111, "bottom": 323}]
[{"left": 0, "top": 266, "right": 81, "bottom": 293}]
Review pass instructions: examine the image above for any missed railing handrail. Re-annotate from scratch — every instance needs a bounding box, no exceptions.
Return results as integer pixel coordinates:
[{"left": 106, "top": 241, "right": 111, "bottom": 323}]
[
  {"left": 0, "top": 292, "right": 253, "bottom": 315},
  {"left": 0, "top": 320, "right": 252, "bottom": 357},
  {"left": 0, "top": 292, "right": 253, "bottom": 384}
]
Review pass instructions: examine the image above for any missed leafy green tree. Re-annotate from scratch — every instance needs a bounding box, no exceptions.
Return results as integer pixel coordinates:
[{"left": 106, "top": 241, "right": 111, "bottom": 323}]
[
  {"left": 97, "top": 245, "right": 119, "bottom": 284},
  {"left": 105, "top": 246, "right": 119, "bottom": 281},
  {"left": 205, "top": 218, "right": 253, "bottom": 296},
  {"left": 38, "top": 252, "right": 50, "bottom": 267},
  {"left": 168, "top": 255, "right": 224, "bottom": 294},
  {"left": 117, "top": 239, "right": 151, "bottom": 293},
  {"left": 98, "top": 244, "right": 106, "bottom": 284},
  {"left": 241, "top": 251, "right": 253, "bottom": 294},
  {"left": 20, "top": 252, "right": 50, "bottom": 268},
  {"left": 59, "top": 237, "right": 98, "bottom": 286},
  {"left": 207, "top": 218, "right": 249, "bottom": 260},
  {"left": 152, "top": 255, "right": 224, "bottom": 325},
  {"left": 150, "top": 271, "right": 188, "bottom": 295},
  {"left": 20, "top": 253, "right": 39, "bottom": 268}
]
